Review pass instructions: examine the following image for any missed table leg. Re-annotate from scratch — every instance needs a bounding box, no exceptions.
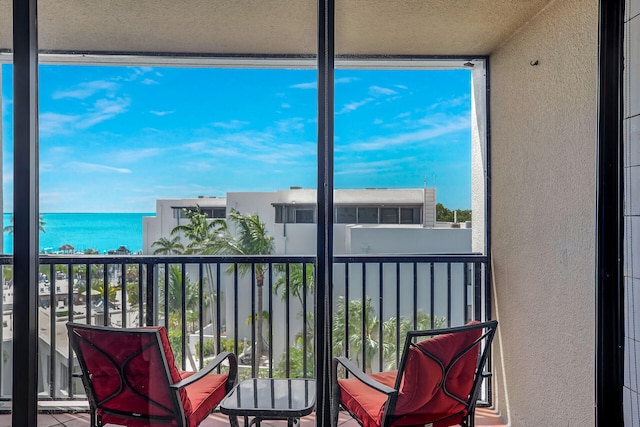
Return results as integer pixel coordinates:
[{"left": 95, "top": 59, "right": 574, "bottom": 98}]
[{"left": 228, "top": 415, "right": 240, "bottom": 427}]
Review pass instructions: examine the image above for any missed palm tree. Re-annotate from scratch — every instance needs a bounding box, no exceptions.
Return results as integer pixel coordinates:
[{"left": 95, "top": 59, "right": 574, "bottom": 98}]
[
  {"left": 169, "top": 206, "right": 222, "bottom": 351},
  {"left": 274, "top": 263, "right": 315, "bottom": 306},
  {"left": 211, "top": 208, "right": 274, "bottom": 373},
  {"left": 3, "top": 214, "right": 46, "bottom": 234},
  {"left": 381, "top": 312, "right": 447, "bottom": 370},
  {"left": 170, "top": 206, "right": 221, "bottom": 254},
  {"left": 333, "top": 296, "right": 379, "bottom": 373},
  {"left": 152, "top": 236, "right": 184, "bottom": 255}
]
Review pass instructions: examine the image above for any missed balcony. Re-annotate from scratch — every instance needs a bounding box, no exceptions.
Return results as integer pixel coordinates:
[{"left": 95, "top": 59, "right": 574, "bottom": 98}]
[
  {"left": 1, "top": 0, "right": 623, "bottom": 425},
  {"left": 0, "top": 253, "right": 491, "bottom": 411}
]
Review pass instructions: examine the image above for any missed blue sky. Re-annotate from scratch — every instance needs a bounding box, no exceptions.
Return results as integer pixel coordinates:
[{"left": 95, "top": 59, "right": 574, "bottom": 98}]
[{"left": 1, "top": 65, "right": 471, "bottom": 212}]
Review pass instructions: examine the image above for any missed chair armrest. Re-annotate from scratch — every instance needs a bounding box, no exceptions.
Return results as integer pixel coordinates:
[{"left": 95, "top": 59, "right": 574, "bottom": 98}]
[
  {"left": 171, "top": 351, "right": 238, "bottom": 390},
  {"left": 333, "top": 356, "right": 397, "bottom": 396}
]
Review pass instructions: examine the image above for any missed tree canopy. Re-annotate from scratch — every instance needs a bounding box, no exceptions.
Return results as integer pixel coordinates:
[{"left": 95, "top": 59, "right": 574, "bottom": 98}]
[{"left": 436, "top": 203, "right": 472, "bottom": 223}]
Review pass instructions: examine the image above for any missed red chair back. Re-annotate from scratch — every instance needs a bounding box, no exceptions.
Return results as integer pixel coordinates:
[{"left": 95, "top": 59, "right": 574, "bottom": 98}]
[
  {"left": 392, "top": 322, "right": 483, "bottom": 425},
  {"left": 68, "top": 323, "right": 190, "bottom": 426}
]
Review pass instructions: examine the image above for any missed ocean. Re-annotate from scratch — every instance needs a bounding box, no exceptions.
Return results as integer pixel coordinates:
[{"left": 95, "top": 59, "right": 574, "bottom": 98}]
[{"left": 2, "top": 212, "right": 152, "bottom": 255}]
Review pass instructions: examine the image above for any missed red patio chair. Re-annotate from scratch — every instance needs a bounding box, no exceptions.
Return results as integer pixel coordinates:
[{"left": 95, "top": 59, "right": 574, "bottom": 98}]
[
  {"left": 67, "top": 322, "right": 237, "bottom": 427},
  {"left": 332, "top": 320, "right": 498, "bottom": 427}
]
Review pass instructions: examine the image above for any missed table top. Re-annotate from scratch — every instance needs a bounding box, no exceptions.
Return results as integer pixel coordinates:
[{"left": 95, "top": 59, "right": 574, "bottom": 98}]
[{"left": 220, "top": 378, "right": 316, "bottom": 418}]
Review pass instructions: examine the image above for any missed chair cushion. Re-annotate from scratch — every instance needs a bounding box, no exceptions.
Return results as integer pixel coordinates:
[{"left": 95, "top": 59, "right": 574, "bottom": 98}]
[
  {"left": 80, "top": 326, "right": 184, "bottom": 426},
  {"left": 338, "top": 321, "right": 482, "bottom": 427},
  {"left": 156, "top": 326, "right": 193, "bottom": 416},
  {"left": 339, "top": 371, "right": 397, "bottom": 427},
  {"left": 182, "top": 371, "right": 229, "bottom": 427},
  {"left": 394, "top": 321, "right": 482, "bottom": 425}
]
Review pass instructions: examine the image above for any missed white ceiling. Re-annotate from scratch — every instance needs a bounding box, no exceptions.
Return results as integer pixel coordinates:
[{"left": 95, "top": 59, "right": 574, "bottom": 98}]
[{"left": 0, "top": 0, "right": 554, "bottom": 63}]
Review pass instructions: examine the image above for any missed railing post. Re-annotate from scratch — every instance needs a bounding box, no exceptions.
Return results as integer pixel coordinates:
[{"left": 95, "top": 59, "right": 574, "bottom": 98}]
[{"left": 145, "top": 262, "right": 156, "bottom": 326}]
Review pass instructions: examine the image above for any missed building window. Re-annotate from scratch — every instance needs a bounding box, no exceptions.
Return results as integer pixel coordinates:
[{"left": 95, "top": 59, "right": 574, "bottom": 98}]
[
  {"left": 275, "top": 205, "right": 316, "bottom": 223},
  {"left": 175, "top": 207, "right": 226, "bottom": 219},
  {"left": 295, "top": 209, "right": 314, "bottom": 223},
  {"left": 358, "top": 207, "right": 379, "bottom": 224},
  {"left": 336, "top": 207, "right": 356, "bottom": 223},
  {"left": 400, "top": 207, "right": 421, "bottom": 224},
  {"left": 380, "top": 208, "right": 399, "bottom": 224}
]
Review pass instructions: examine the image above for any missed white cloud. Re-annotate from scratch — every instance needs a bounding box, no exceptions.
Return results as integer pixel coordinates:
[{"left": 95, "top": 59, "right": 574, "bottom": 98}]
[
  {"left": 335, "top": 157, "right": 415, "bottom": 175},
  {"left": 141, "top": 79, "right": 158, "bottom": 85},
  {"left": 39, "top": 112, "right": 80, "bottom": 136},
  {"left": 76, "top": 98, "right": 131, "bottom": 129},
  {"left": 281, "top": 103, "right": 291, "bottom": 109},
  {"left": 150, "top": 110, "right": 175, "bottom": 116},
  {"left": 335, "top": 77, "right": 359, "bottom": 84},
  {"left": 290, "top": 81, "right": 316, "bottom": 89},
  {"left": 65, "top": 161, "right": 132, "bottom": 174},
  {"left": 337, "top": 97, "right": 374, "bottom": 115},
  {"left": 350, "top": 115, "right": 470, "bottom": 151},
  {"left": 370, "top": 86, "right": 398, "bottom": 96},
  {"left": 211, "top": 120, "right": 250, "bottom": 130},
  {"left": 52, "top": 80, "right": 118, "bottom": 100},
  {"left": 112, "top": 148, "right": 162, "bottom": 163}
]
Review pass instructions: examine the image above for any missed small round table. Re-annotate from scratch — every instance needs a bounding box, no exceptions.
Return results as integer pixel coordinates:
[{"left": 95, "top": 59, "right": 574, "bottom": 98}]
[{"left": 220, "top": 378, "right": 316, "bottom": 427}]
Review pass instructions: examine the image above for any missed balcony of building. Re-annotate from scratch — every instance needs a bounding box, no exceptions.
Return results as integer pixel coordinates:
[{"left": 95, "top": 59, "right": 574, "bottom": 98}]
[{"left": 0, "top": 0, "right": 628, "bottom": 426}]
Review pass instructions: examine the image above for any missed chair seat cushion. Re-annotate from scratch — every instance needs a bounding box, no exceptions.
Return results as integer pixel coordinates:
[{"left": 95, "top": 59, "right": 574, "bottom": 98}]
[
  {"left": 339, "top": 371, "right": 396, "bottom": 427},
  {"left": 181, "top": 371, "right": 229, "bottom": 427}
]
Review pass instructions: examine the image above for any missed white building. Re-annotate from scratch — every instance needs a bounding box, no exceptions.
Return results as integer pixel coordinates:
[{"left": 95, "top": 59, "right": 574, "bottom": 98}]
[
  {"left": 143, "top": 188, "right": 473, "bottom": 371},
  {"left": 143, "top": 187, "right": 472, "bottom": 256}
]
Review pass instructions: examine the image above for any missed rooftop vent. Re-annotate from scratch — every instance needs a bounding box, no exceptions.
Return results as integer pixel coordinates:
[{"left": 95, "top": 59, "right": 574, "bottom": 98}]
[{"left": 290, "top": 186, "right": 302, "bottom": 190}]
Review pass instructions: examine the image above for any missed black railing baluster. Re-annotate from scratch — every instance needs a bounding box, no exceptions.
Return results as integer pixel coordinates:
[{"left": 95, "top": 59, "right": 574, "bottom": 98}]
[
  {"left": 395, "top": 263, "right": 400, "bottom": 369},
  {"left": 85, "top": 263, "right": 91, "bottom": 324},
  {"left": 49, "top": 263, "right": 56, "bottom": 398},
  {"left": 198, "top": 262, "right": 204, "bottom": 370},
  {"left": 285, "top": 263, "right": 290, "bottom": 378},
  {"left": 344, "top": 263, "right": 349, "bottom": 359},
  {"left": 413, "top": 262, "right": 417, "bottom": 330},
  {"left": 430, "top": 262, "right": 435, "bottom": 329},
  {"left": 180, "top": 262, "right": 187, "bottom": 370},
  {"left": 378, "top": 263, "right": 383, "bottom": 371},
  {"left": 137, "top": 264, "right": 143, "bottom": 327},
  {"left": 361, "top": 263, "right": 366, "bottom": 371},
  {"left": 163, "top": 263, "right": 169, "bottom": 328},
  {"left": 103, "top": 263, "right": 109, "bottom": 326},
  {"left": 251, "top": 263, "right": 256, "bottom": 377},
  {"left": 447, "top": 262, "right": 452, "bottom": 328},
  {"left": 268, "top": 262, "right": 274, "bottom": 378},
  {"left": 474, "top": 261, "right": 482, "bottom": 321},
  {"left": 67, "top": 263, "right": 74, "bottom": 397},
  {"left": 464, "top": 263, "right": 469, "bottom": 323},
  {"left": 233, "top": 263, "right": 239, "bottom": 367},
  {"left": 121, "top": 263, "right": 127, "bottom": 327},
  {"left": 145, "top": 262, "right": 155, "bottom": 326},
  {"left": 302, "top": 262, "right": 308, "bottom": 378},
  {"left": 215, "top": 262, "right": 221, "bottom": 363}
]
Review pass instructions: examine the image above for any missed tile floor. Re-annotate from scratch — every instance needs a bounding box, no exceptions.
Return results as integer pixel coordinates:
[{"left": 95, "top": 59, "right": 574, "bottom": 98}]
[{"left": 0, "top": 407, "right": 506, "bottom": 426}]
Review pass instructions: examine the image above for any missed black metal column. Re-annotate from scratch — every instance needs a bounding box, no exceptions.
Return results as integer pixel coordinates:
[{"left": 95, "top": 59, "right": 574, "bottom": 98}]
[
  {"left": 12, "top": 0, "right": 39, "bottom": 424},
  {"left": 595, "top": 0, "right": 624, "bottom": 425},
  {"left": 316, "top": 0, "right": 334, "bottom": 425}
]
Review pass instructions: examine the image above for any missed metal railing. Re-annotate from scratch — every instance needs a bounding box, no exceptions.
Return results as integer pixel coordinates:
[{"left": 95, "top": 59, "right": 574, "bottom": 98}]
[{"left": 0, "top": 253, "right": 488, "bottom": 401}]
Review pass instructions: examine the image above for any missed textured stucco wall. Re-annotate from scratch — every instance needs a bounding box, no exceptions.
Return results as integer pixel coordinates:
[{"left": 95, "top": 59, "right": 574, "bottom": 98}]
[{"left": 489, "top": 0, "right": 598, "bottom": 425}]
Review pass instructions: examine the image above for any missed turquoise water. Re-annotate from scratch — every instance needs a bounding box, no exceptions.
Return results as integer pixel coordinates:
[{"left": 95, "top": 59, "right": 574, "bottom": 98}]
[{"left": 2, "top": 213, "right": 152, "bottom": 254}]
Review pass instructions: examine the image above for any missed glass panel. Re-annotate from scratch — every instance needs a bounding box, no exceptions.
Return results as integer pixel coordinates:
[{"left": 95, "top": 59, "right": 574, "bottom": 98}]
[
  {"left": 357, "top": 207, "right": 378, "bottom": 224},
  {"left": 380, "top": 208, "right": 399, "bottom": 224},
  {"left": 0, "top": 11, "right": 12, "bottom": 402},
  {"left": 336, "top": 207, "right": 356, "bottom": 223}
]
